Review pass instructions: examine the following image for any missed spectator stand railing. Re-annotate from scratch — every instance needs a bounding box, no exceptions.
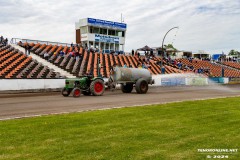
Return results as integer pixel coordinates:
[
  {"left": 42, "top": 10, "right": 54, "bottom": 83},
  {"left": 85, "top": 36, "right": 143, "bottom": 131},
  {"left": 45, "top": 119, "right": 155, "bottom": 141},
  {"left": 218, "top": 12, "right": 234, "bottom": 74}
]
[{"left": 10, "top": 38, "right": 71, "bottom": 47}]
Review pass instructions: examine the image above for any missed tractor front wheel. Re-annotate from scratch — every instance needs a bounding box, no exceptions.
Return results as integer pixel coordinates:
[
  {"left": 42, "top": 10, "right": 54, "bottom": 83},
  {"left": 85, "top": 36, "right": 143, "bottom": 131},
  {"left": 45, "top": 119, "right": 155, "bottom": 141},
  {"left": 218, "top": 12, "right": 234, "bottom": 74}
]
[
  {"left": 90, "top": 79, "right": 105, "bottom": 96},
  {"left": 72, "top": 88, "right": 81, "bottom": 97}
]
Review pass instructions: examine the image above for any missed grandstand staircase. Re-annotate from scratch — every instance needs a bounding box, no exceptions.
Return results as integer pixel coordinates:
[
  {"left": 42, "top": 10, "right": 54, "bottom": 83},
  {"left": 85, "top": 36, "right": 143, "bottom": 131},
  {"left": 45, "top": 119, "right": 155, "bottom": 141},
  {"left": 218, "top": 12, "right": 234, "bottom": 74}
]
[{"left": 10, "top": 44, "right": 76, "bottom": 78}]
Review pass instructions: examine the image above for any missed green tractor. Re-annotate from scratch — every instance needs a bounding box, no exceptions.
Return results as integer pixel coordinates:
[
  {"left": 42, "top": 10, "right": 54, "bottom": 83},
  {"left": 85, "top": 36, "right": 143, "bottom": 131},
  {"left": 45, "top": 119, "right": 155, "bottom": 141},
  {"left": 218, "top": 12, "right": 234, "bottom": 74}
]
[{"left": 62, "top": 75, "right": 105, "bottom": 97}]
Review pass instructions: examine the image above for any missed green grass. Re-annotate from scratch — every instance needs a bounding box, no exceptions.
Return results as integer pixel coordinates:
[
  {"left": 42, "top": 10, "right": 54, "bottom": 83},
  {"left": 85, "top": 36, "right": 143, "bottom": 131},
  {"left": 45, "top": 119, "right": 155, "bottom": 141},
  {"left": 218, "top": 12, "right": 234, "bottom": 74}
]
[{"left": 0, "top": 97, "right": 240, "bottom": 160}]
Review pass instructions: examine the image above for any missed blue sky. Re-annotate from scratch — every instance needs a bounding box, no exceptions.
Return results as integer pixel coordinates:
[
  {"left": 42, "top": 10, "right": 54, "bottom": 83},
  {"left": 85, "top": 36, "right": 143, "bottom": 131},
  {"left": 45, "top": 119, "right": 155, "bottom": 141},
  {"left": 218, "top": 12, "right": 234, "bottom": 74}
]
[{"left": 0, "top": 0, "right": 240, "bottom": 54}]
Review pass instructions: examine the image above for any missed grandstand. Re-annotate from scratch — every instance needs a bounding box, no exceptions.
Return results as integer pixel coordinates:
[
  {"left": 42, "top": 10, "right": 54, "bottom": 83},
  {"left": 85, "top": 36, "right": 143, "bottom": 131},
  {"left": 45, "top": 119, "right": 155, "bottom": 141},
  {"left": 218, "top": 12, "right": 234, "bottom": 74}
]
[
  {"left": 13, "top": 41, "right": 186, "bottom": 78},
  {"left": 1, "top": 36, "right": 240, "bottom": 79},
  {"left": 176, "top": 58, "right": 240, "bottom": 77},
  {"left": 221, "top": 61, "right": 240, "bottom": 70},
  {"left": 0, "top": 43, "right": 61, "bottom": 79}
]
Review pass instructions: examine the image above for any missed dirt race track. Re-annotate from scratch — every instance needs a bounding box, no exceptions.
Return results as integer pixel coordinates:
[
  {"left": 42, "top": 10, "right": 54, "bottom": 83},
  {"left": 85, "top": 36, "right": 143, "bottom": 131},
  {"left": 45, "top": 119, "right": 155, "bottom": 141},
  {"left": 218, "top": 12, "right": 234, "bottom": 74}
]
[{"left": 0, "top": 85, "right": 240, "bottom": 120}]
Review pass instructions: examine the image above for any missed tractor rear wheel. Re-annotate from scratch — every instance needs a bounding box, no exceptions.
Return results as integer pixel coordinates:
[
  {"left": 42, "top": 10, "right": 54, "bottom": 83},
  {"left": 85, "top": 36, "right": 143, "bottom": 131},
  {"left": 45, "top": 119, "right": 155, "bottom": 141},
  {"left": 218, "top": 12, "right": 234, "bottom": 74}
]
[
  {"left": 62, "top": 88, "right": 71, "bottom": 97},
  {"left": 72, "top": 88, "right": 81, "bottom": 97},
  {"left": 135, "top": 78, "right": 148, "bottom": 94},
  {"left": 90, "top": 79, "right": 105, "bottom": 96},
  {"left": 121, "top": 83, "right": 133, "bottom": 93}
]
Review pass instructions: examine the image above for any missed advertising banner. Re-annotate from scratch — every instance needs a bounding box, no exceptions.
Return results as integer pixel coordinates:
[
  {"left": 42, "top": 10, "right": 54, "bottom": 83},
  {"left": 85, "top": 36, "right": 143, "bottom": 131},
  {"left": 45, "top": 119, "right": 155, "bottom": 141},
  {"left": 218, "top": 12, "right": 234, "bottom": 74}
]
[
  {"left": 229, "top": 77, "right": 240, "bottom": 84},
  {"left": 161, "top": 77, "right": 186, "bottom": 86},
  {"left": 95, "top": 34, "right": 119, "bottom": 43},
  {"left": 209, "top": 77, "right": 225, "bottom": 84},
  {"left": 187, "top": 77, "right": 208, "bottom": 85},
  {"left": 88, "top": 18, "right": 127, "bottom": 30}
]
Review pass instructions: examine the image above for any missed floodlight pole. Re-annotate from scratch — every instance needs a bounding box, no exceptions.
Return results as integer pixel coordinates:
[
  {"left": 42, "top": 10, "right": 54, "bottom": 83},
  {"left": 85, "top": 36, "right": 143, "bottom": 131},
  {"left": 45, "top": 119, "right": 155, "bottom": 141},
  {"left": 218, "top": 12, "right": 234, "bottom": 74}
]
[{"left": 161, "top": 26, "right": 179, "bottom": 66}]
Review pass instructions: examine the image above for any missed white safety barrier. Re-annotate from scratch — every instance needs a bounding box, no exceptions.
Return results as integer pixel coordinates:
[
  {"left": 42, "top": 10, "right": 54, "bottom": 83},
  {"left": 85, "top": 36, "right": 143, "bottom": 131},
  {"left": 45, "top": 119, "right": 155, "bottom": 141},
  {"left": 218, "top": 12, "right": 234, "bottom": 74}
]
[
  {"left": 0, "top": 79, "right": 65, "bottom": 91},
  {"left": 223, "top": 78, "right": 229, "bottom": 84},
  {"left": 0, "top": 75, "right": 229, "bottom": 91},
  {"left": 152, "top": 74, "right": 209, "bottom": 86}
]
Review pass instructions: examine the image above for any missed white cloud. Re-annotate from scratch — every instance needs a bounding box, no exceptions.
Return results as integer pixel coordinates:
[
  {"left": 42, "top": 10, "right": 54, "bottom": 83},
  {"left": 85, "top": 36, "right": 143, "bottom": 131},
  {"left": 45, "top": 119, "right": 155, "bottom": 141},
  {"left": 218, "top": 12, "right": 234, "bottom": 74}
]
[{"left": 0, "top": 0, "right": 240, "bottom": 54}]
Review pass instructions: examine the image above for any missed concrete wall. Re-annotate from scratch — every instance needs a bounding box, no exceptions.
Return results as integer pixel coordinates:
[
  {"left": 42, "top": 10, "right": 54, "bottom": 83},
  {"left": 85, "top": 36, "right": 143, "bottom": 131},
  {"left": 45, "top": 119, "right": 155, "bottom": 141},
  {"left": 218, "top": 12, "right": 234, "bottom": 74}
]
[
  {"left": 0, "top": 76, "right": 229, "bottom": 91},
  {"left": 0, "top": 79, "right": 65, "bottom": 91},
  {"left": 152, "top": 74, "right": 209, "bottom": 86},
  {"left": 209, "top": 77, "right": 229, "bottom": 84}
]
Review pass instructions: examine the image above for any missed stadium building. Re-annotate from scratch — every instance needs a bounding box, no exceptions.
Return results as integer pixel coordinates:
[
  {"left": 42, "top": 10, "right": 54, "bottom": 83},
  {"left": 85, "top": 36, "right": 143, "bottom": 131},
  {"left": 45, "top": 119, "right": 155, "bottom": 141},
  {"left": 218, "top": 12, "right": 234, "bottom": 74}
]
[{"left": 75, "top": 18, "right": 127, "bottom": 53}]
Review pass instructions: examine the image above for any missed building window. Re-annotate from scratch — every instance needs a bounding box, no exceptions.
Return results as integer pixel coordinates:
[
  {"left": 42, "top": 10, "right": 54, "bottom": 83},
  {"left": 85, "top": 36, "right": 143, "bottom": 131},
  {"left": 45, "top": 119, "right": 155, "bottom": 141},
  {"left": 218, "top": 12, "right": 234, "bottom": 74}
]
[
  {"left": 110, "top": 43, "right": 114, "bottom": 50},
  {"left": 89, "top": 41, "right": 93, "bottom": 48},
  {"left": 82, "top": 41, "right": 88, "bottom": 48},
  {"left": 106, "top": 43, "right": 109, "bottom": 49},
  {"left": 80, "top": 26, "right": 88, "bottom": 34},
  {"left": 94, "top": 27, "right": 100, "bottom": 34},
  {"left": 95, "top": 42, "right": 99, "bottom": 49},
  {"left": 89, "top": 26, "right": 93, "bottom": 33},
  {"left": 100, "top": 28, "right": 107, "bottom": 35},
  {"left": 100, "top": 43, "right": 104, "bottom": 50},
  {"left": 103, "top": 28, "right": 107, "bottom": 35},
  {"left": 89, "top": 26, "right": 100, "bottom": 33},
  {"left": 108, "top": 29, "right": 116, "bottom": 36},
  {"left": 117, "top": 30, "right": 124, "bottom": 37},
  {"left": 122, "top": 31, "right": 125, "bottom": 37},
  {"left": 115, "top": 44, "right": 119, "bottom": 51}
]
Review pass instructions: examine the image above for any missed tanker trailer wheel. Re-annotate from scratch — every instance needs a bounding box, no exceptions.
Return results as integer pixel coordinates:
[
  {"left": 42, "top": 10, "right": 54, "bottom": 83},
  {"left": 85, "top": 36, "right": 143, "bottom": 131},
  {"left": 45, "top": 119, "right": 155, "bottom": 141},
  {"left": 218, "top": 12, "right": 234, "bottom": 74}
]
[
  {"left": 135, "top": 78, "right": 148, "bottom": 94},
  {"left": 90, "top": 79, "right": 105, "bottom": 96},
  {"left": 62, "top": 88, "right": 71, "bottom": 97},
  {"left": 121, "top": 83, "right": 133, "bottom": 93},
  {"left": 72, "top": 88, "right": 81, "bottom": 97}
]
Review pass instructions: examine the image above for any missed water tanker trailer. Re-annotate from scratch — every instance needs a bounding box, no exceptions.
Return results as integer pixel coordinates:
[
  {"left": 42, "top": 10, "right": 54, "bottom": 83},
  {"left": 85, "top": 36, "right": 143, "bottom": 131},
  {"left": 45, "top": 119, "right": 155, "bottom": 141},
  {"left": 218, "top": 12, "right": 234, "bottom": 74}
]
[{"left": 107, "top": 67, "right": 154, "bottom": 94}]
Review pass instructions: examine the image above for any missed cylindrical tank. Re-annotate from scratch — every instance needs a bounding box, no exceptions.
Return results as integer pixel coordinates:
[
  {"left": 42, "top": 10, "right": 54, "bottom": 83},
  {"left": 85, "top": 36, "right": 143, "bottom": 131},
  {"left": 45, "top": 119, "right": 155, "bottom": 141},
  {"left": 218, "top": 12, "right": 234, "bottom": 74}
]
[{"left": 111, "top": 67, "right": 152, "bottom": 83}]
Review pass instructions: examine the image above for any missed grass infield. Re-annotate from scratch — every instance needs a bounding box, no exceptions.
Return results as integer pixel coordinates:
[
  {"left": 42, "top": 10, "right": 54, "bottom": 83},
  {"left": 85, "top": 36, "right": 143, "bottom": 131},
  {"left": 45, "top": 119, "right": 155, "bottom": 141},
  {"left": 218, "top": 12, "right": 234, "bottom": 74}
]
[{"left": 0, "top": 97, "right": 240, "bottom": 160}]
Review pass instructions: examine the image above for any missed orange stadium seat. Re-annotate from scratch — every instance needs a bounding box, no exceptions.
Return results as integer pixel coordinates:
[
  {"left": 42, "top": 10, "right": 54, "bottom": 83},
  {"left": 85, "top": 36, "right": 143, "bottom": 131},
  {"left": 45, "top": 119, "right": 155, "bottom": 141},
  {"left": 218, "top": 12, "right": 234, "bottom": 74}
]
[
  {"left": 0, "top": 44, "right": 60, "bottom": 79},
  {"left": 94, "top": 53, "right": 98, "bottom": 77}
]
